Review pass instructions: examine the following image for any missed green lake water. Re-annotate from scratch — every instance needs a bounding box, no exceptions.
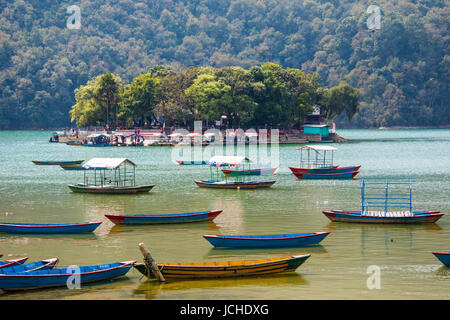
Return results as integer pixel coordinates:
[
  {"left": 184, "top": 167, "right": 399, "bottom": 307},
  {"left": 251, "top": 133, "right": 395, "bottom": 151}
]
[{"left": 0, "top": 129, "right": 449, "bottom": 300}]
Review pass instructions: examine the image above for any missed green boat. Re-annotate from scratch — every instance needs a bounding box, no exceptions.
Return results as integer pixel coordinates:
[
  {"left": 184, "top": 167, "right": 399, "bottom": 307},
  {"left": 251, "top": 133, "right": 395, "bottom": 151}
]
[{"left": 68, "top": 158, "right": 155, "bottom": 194}]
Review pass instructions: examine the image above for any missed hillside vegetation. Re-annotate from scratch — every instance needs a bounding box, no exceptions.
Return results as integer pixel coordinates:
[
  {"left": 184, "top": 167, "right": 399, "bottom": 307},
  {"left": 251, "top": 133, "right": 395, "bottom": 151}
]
[{"left": 0, "top": 0, "right": 448, "bottom": 129}]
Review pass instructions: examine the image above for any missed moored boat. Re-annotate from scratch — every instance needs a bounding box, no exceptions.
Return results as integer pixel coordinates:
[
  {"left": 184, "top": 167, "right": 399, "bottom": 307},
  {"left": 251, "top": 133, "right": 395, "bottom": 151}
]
[
  {"left": 289, "top": 165, "right": 360, "bottom": 174},
  {"left": 134, "top": 255, "right": 310, "bottom": 279},
  {"left": 176, "top": 160, "right": 208, "bottom": 165},
  {"left": 0, "top": 258, "right": 59, "bottom": 273},
  {"left": 221, "top": 167, "right": 278, "bottom": 176},
  {"left": 0, "top": 222, "right": 102, "bottom": 234},
  {"left": 195, "top": 180, "right": 276, "bottom": 189},
  {"left": 0, "top": 261, "right": 135, "bottom": 291},
  {"left": 0, "top": 257, "right": 28, "bottom": 269},
  {"left": 322, "top": 210, "right": 443, "bottom": 224},
  {"left": 432, "top": 252, "right": 450, "bottom": 267},
  {"left": 323, "top": 178, "right": 444, "bottom": 224},
  {"left": 105, "top": 210, "right": 222, "bottom": 225},
  {"left": 203, "top": 232, "right": 330, "bottom": 248},
  {"left": 68, "top": 158, "right": 155, "bottom": 194},
  {"left": 68, "top": 184, "right": 155, "bottom": 194},
  {"left": 292, "top": 170, "right": 359, "bottom": 180},
  {"left": 32, "top": 160, "right": 84, "bottom": 166}
]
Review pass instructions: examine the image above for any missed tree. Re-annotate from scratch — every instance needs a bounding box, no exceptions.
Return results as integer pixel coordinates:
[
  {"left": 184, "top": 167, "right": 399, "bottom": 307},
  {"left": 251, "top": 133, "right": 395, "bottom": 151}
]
[{"left": 323, "top": 81, "right": 360, "bottom": 121}]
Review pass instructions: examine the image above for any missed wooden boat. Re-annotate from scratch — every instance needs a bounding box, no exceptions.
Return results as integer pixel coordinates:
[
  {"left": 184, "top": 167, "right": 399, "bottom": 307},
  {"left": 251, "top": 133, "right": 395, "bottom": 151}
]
[
  {"left": 292, "top": 170, "right": 359, "bottom": 179},
  {"left": 0, "top": 222, "right": 101, "bottom": 234},
  {"left": 68, "top": 158, "right": 155, "bottom": 194},
  {"left": 432, "top": 252, "right": 450, "bottom": 267},
  {"left": 0, "top": 258, "right": 59, "bottom": 273},
  {"left": 0, "top": 257, "right": 28, "bottom": 269},
  {"left": 195, "top": 180, "right": 276, "bottom": 189},
  {"left": 176, "top": 160, "right": 208, "bottom": 165},
  {"left": 134, "top": 255, "right": 310, "bottom": 279},
  {"left": 322, "top": 210, "right": 444, "bottom": 224},
  {"left": 323, "top": 179, "right": 444, "bottom": 224},
  {"left": 203, "top": 232, "right": 330, "bottom": 248},
  {"left": 221, "top": 167, "right": 278, "bottom": 176},
  {"left": 105, "top": 210, "right": 222, "bottom": 225},
  {"left": 60, "top": 164, "right": 86, "bottom": 171},
  {"left": 32, "top": 160, "right": 84, "bottom": 166},
  {"left": 290, "top": 145, "right": 360, "bottom": 179},
  {"left": 68, "top": 184, "right": 155, "bottom": 194},
  {"left": 289, "top": 165, "right": 360, "bottom": 174},
  {"left": 0, "top": 261, "right": 135, "bottom": 291}
]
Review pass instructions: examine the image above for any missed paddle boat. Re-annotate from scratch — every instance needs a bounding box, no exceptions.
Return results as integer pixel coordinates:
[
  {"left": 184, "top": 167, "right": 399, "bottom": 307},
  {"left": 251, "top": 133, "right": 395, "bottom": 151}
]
[
  {"left": 68, "top": 158, "right": 155, "bottom": 194},
  {"left": 0, "top": 258, "right": 58, "bottom": 273},
  {"left": 432, "top": 252, "right": 450, "bottom": 267},
  {"left": 203, "top": 232, "right": 330, "bottom": 248},
  {"left": 0, "top": 257, "right": 28, "bottom": 269},
  {"left": 0, "top": 222, "right": 102, "bottom": 234},
  {"left": 81, "top": 133, "right": 113, "bottom": 147},
  {"left": 322, "top": 178, "right": 444, "bottom": 224},
  {"left": 195, "top": 156, "right": 276, "bottom": 189},
  {"left": 289, "top": 145, "right": 360, "bottom": 179},
  {"left": 135, "top": 243, "right": 310, "bottom": 280},
  {"left": 0, "top": 261, "right": 135, "bottom": 291},
  {"left": 32, "top": 160, "right": 84, "bottom": 166},
  {"left": 105, "top": 210, "right": 222, "bottom": 225}
]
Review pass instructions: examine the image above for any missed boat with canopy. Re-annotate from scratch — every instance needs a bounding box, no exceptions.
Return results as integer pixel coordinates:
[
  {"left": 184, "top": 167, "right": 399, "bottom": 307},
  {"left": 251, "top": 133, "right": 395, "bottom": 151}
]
[
  {"left": 289, "top": 145, "right": 360, "bottom": 179},
  {"left": 194, "top": 156, "right": 276, "bottom": 189},
  {"left": 322, "top": 178, "right": 444, "bottom": 223},
  {"left": 68, "top": 158, "right": 155, "bottom": 194}
]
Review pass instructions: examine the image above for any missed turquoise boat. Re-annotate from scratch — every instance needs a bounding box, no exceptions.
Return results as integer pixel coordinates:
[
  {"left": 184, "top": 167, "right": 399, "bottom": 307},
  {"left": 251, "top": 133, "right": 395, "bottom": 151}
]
[
  {"left": 32, "top": 160, "right": 84, "bottom": 166},
  {"left": 433, "top": 252, "right": 450, "bottom": 267},
  {"left": 0, "top": 222, "right": 102, "bottom": 234},
  {"left": 105, "top": 210, "right": 223, "bottom": 225}
]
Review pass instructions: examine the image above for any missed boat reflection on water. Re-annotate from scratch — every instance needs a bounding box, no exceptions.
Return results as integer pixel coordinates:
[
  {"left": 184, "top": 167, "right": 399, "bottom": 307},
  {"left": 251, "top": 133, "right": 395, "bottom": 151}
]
[
  {"left": 108, "top": 220, "right": 221, "bottom": 235},
  {"left": 132, "top": 273, "right": 309, "bottom": 300},
  {"left": 203, "top": 246, "right": 328, "bottom": 258}
]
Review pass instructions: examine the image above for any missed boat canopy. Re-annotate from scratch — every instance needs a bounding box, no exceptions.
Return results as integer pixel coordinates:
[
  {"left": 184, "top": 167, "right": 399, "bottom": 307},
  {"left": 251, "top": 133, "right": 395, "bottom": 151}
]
[
  {"left": 296, "top": 145, "right": 337, "bottom": 151},
  {"left": 208, "top": 156, "right": 250, "bottom": 167},
  {"left": 82, "top": 158, "right": 137, "bottom": 170}
]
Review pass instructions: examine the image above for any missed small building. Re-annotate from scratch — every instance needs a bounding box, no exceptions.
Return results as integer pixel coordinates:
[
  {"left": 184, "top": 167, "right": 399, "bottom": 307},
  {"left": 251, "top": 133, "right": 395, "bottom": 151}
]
[
  {"left": 303, "top": 124, "right": 330, "bottom": 138},
  {"left": 302, "top": 106, "right": 330, "bottom": 141}
]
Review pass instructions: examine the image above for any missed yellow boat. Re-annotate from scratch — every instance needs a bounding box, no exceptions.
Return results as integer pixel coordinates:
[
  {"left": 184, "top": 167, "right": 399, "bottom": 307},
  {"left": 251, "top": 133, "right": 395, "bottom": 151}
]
[{"left": 133, "top": 254, "right": 310, "bottom": 279}]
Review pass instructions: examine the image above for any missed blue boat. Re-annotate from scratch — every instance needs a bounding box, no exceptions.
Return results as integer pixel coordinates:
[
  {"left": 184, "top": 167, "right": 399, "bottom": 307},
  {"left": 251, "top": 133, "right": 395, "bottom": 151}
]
[
  {"left": 0, "top": 258, "right": 59, "bottom": 273},
  {"left": 105, "top": 210, "right": 223, "bottom": 225},
  {"left": 0, "top": 222, "right": 102, "bottom": 234},
  {"left": 176, "top": 160, "right": 208, "bottom": 165},
  {"left": 0, "top": 261, "right": 135, "bottom": 291},
  {"left": 32, "top": 160, "right": 84, "bottom": 166},
  {"left": 292, "top": 171, "right": 359, "bottom": 180},
  {"left": 203, "top": 232, "right": 330, "bottom": 248},
  {"left": 0, "top": 257, "right": 28, "bottom": 269},
  {"left": 433, "top": 252, "right": 450, "bottom": 267}
]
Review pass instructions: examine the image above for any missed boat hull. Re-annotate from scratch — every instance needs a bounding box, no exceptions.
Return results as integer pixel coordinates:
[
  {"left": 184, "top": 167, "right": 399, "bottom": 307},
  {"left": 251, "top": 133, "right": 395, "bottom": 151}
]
[
  {"left": 68, "top": 184, "right": 155, "bottom": 194},
  {"left": 0, "top": 222, "right": 101, "bottom": 234},
  {"left": 32, "top": 160, "right": 84, "bottom": 166},
  {"left": 292, "top": 171, "right": 359, "bottom": 179},
  {"left": 0, "top": 261, "right": 135, "bottom": 291},
  {"left": 105, "top": 210, "right": 223, "bottom": 225},
  {"left": 432, "top": 252, "right": 450, "bottom": 267},
  {"left": 203, "top": 232, "right": 329, "bottom": 248},
  {"left": 289, "top": 166, "right": 360, "bottom": 174},
  {"left": 322, "top": 210, "right": 443, "bottom": 224},
  {"left": 134, "top": 255, "right": 310, "bottom": 279},
  {"left": 195, "top": 180, "right": 276, "bottom": 189}
]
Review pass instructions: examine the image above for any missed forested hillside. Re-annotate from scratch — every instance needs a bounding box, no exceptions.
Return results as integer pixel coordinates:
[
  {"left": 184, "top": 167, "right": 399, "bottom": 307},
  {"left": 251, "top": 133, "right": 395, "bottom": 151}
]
[{"left": 0, "top": 0, "right": 448, "bottom": 129}]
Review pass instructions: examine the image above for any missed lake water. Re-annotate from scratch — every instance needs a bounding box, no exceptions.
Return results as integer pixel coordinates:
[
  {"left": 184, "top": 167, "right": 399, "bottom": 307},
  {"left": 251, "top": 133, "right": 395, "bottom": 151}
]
[{"left": 0, "top": 129, "right": 448, "bottom": 300}]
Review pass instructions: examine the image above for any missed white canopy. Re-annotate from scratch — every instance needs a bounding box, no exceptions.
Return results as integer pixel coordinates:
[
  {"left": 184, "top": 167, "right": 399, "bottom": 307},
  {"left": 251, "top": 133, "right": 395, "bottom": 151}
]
[
  {"left": 297, "top": 145, "right": 337, "bottom": 151},
  {"left": 82, "top": 158, "right": 136, "bottom": 169},
  {"left": 208, "top": 156, "right": 250, "bottom": 167},
  {"left": 187, "top": 132, "right": 202, "bottom": 137},
  {"left": 87, "top": 133, "right": 110, "bottom": 138}
]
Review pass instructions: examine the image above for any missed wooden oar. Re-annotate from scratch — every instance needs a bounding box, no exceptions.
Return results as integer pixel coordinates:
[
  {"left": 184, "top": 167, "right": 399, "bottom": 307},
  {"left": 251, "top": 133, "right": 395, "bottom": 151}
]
[{"left": 138, "top": 243, "right": 165, "bottom": 282}]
